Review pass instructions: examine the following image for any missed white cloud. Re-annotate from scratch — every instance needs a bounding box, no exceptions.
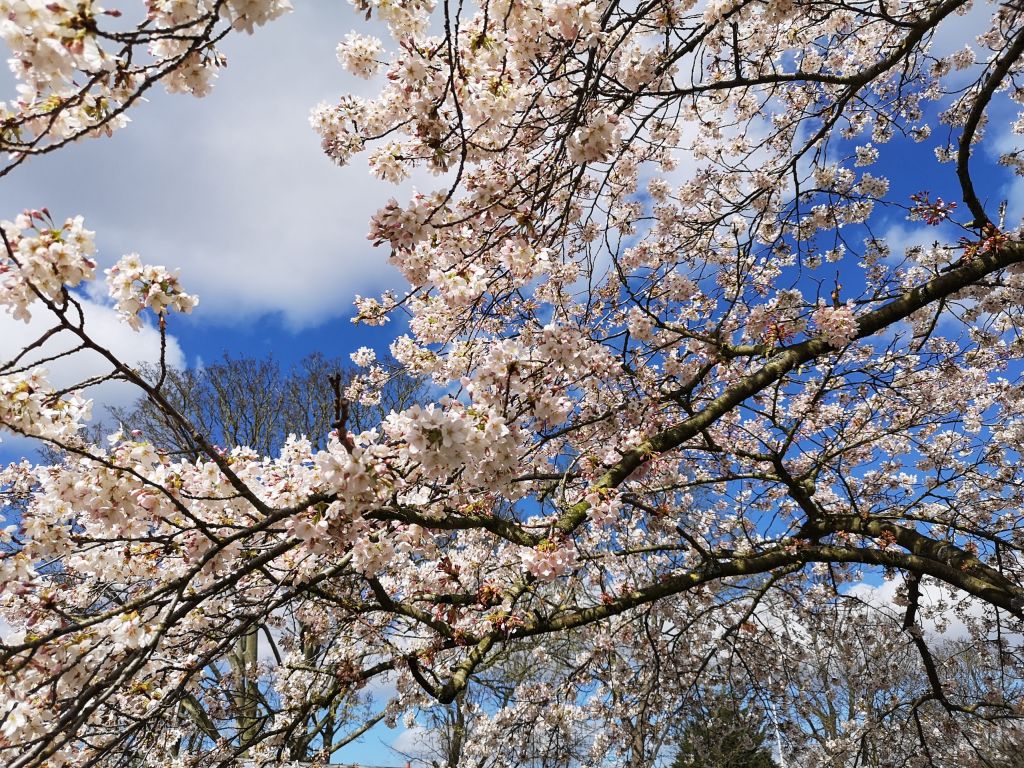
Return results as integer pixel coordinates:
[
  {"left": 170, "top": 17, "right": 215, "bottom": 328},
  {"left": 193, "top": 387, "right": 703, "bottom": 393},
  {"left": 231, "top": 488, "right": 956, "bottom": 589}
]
[
  {"left": 1002, "top": 176, "right": 1024, "bottom": 231},
  {"left": 846, "top": 576, "right": 981, "bottom": 643},
  {"left": 930, "top": 1, "right": 999, "bottom": 60},
  {"left": 990, "top": 121, "right": 1024, "bottom": 230},
  {"left": 880, "top": 222, "right": 949, "bottom": 262},
  {"left": 390, "top": 723, "right": 436, "bottom": 760},
  {"left": 363, "top": 669, "right": 399, "bottom": 707},
  {"left": 0, "top": 4, "right": 409, "bottom": 329}
]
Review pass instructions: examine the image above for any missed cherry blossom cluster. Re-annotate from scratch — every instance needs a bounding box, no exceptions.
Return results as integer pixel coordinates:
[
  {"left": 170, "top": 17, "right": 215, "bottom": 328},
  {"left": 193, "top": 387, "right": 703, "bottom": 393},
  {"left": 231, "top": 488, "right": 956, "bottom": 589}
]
[
  {"left": 0, "top": 368, "right": 91, "bottom": 442},
  {"left": 0, "top": 210, "right": 96, "bottom": 322},
  {"left": 744, "top": 289, "right": 808, "bottom": 345},
  {"left": 336, "top": 32, "right": 384, "bottom": 79},
  {"left": 519, "top": 538, "right": 578, "bottom": 583},
  {"left": 105, "top": 253, "right": 199, "bottom": 329},
  {"left": 381, "top": 401, "right": 519, "bottom": 488},
  {"left": 810, "top": 303, "right": 860, "bottom": 349},
  {"left": 566, "top": 111, "right": 621, "bottom": 164}
]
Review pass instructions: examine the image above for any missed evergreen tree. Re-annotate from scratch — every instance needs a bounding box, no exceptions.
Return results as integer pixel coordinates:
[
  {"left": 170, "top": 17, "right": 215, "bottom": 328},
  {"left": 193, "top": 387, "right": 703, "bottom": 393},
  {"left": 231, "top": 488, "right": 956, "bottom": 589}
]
[{"left": 672, "top": 700, "right": 777, "bottom": 768}]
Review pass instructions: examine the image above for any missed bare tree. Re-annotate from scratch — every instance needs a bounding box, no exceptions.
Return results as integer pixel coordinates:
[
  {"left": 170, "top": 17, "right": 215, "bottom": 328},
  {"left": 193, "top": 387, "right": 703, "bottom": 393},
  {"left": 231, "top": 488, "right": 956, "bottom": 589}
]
[{"left": 112, "top": 352, "right": 425, "bottom": 457}]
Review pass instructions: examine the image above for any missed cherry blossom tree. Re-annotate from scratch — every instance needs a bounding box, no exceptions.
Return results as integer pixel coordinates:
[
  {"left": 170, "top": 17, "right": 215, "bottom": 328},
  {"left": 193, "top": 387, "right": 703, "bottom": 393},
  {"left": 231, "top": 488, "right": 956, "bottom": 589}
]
[{"left": 3, "top": 0, "right": 1024, "bottom": 765}]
